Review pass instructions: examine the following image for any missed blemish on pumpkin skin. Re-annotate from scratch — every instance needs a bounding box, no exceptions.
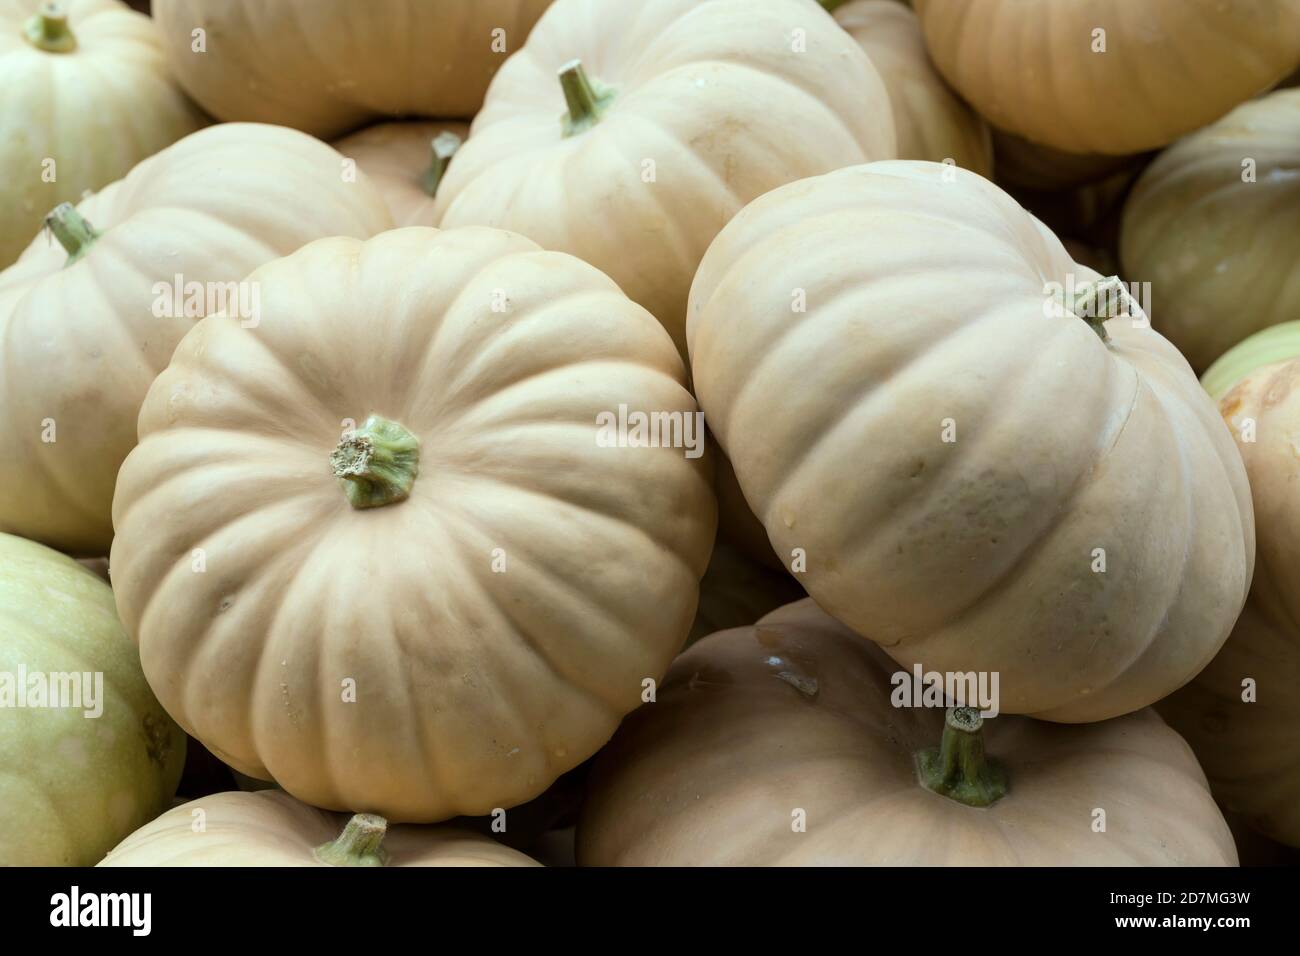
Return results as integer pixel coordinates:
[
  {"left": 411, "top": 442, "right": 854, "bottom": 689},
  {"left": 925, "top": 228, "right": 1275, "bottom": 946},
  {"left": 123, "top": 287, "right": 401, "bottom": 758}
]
[{"left": 141, "top": 712, "right": 172, "bottom": 768}]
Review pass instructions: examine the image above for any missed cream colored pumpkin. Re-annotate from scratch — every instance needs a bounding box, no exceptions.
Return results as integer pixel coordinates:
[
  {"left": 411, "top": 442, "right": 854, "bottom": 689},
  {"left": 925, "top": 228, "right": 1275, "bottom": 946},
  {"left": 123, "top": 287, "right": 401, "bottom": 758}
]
[
  {"left": 433, "top": 0, "right": 895, "bottom": 357},
  {"left": 100, "top": 790, "right": 540, "bottom": 866},
  {"left": 333, "top": 121, "right": 469, "bottom": 228},
  {"left": 579, "top": 600, "right": 1237, "bottom": 866},
  {"left": 0, "top": 123, "right": 392, "bottom": 556},
  {"left": 833, "top": 0, "right": 990, "bottom": 176},
  {"left": 687, "top": 540, "right": 804, "bottom": 646},
  {"left": 1120, "top": 90, "right": 1300, "bottom": 372},
  {"left": 687, "top": 161, "right": 1254, "bottom": 723},
  {"left": 1161, "top": 360, "right": 1300, "bottom": 847},
  {"left": 152, "top": 0, "right": 553, "bottom": 138},
  {"left": 0, "top": 0, "right": 205, "bottom": 267},
  {"left": 914, "top": 0, "right": 1300, "bottom": 156},
  {"left": 110, "top": 226, "right": 716, "bottom": 822},
  {"left": 1202, "top": 321, "right": 1300, "bottom": 402},
  {"left": 0, "top": 533, "right": 185, "bottom": 866}
]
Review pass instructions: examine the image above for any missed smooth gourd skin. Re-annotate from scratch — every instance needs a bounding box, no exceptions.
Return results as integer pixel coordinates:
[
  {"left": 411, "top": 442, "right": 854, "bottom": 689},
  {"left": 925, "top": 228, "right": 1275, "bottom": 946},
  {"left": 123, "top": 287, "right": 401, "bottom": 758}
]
[
  {"left": 0, "top": 533, "right": 185, "bottom": 866},
  {"left": 687, "top": 161, "right": 1254, "bottom": 723},
  {"left": 152, "top": 0, "right": 553, "bottom": 138},
  {"left": 110, "top": 227, "right": 716, "bottom": 823},
  {"left": 579, "top": 600, "right": 1237, "bottom": 866},
  {"left": 1202, "top": 321, "right": 1300, "bottom": 403},
  {"left": 0, "top": 123, "right": 392, "bottom": 556},
  {"left": 1161, "top": 360, "right": 1300, "bottom": 847},
  {"left": 914, "top": 0, "right": 1300, "bottom": 156},
  {"left": 0, "top": 0, "right": 206, "bottom": 267},
  {"left": 99, "top": 790, "right": 540, "bottom": 866},
  {"left": 834, "top": 0, "right": 991, "bottom": 177},
  {"left": 333, "top": 121, "right": 470, "bottom": 227},
  {"left": 433, "top": 0, "right": 896, "bottom": 359},
  {"left": 1121, "top": 90, "right": 1300, "bottom": 372}
]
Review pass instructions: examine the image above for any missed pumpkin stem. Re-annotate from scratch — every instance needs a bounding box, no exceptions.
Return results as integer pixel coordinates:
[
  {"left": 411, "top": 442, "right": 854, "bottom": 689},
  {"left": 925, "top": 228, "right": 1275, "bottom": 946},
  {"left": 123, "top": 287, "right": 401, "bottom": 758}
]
[
  {"left": 314, "top": 813, "right": 390, "bottom": 866},
  {"left": 45, "top": 203, "right": 99, "bottom": 265},
  {"left": 23, "top": 2, "right": 77, "bottom": 53},
  {"left": 421, "top": 131, "right": 462, "bottom": 198},
  {"left": 559, "top": 59, "right": 616, "bottom": 137},
  {"left": 330, "top": 415, "right": 420, "bottom": 510},
  {"left": 1065, "top": 275, "right": 1135, "bottom": 343},
  {"left": 916, "top": 706, "right": 1008, "bottom": 808},
  {"left": 816, "top": 0, "right": 852, "bottom": 11}
]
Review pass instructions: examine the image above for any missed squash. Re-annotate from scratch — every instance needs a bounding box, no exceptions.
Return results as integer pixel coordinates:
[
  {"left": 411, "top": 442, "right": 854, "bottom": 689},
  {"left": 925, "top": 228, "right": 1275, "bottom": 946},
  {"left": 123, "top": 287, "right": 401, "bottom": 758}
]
[
  {"left": 333, "top": 121, "right": 468, "bottom": 227},
  {"left": 914, "top": 0, "right": 1300, "bottom": 156},
  {"left": 1202, "top": 321, "right": 1300, "bottom": 402},
  {"left": 0, "top": 0, "right": 205, "bottom": 267},
  {"left": 1160, "top": 360, "right": 1300, "bottom": 847},
  {"left": 832, "top": 0, "right": 991, "bottom": 176},
  {"left": 0, "top": 122, "right": 392, "bottom": 556},
  {"left": 0, "top": 532, "right": 185, "bottom": 866},
  {"left": 687, "top": 540, "right": 805, "bottom": 646},
  {"left": 152, "top": 0, "right": 553, "bottom": 138},
  {"left": 99, "top": 790, "right": 540, "bottom": 866},
  {"left": 433, "top": 0, "right": 896, "bottom": 358},
  {"left": 109, "top": 226, "right": 716, "bottom": 822},
  {"left": 578, "top": 600, "right": 1237, "bottom": 865},
  {"left": 1120, "top": 90, "right": 1300, "bottom": 372},
  {"left": 715, "top": 447, "right": 784, "bottom": 570},
  {"left": 687, "top": 160, "right": 1254, "bottom": 723}
]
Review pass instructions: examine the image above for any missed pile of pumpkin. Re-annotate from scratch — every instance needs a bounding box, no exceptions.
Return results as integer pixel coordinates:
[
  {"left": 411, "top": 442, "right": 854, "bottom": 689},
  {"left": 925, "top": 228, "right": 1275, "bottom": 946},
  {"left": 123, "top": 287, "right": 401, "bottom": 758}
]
[{"left": 1, "top": 0, "right": 1298, "bottom": 868}]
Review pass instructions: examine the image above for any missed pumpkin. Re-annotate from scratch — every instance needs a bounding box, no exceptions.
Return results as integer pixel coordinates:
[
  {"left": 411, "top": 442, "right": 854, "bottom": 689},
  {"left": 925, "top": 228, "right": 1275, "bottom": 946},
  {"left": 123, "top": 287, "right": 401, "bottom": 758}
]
[
  {"left": 832, "top": 0, "right": 991, "bottom": 176},
  {"left": 99, "top": 790, "right": 540, "bottom": 866},
  {"left": 333, "top": 121, "right": 469, "bottom": 227},
  {"left": 1120, "top": 89, "right": 1300, "bottom": 372},
  {"left": 578, "top": 600, "right": 1237, "bottom": 865},
  {"left": 687, "top": 540, "right": 805, "bottom": 646},
  {"left": 1202, "top": 321, "right": 1300, "bottom": 402},
  {"left": 433, "top": 0, "right": 896, "bottom": 357},
  {"left": 687, "top": 160, "right": 1254, "bottom": 723},
  {"left": 914, "top": 0, "right": 1300, "bottom": 156},
  {"left": 0, "top": 122, "right": 392, "bottom": 556},
  {"left": 152, "top": 0, "right": 553, "bottom": 138},
  {"left": 1160, "top": 359, "right": 1300, "bottom": 847},
  {"left": 715, "top": 448, "right": 783, "bottom": 570},
  {"left": 0, "top": 533, "right": 185, "bottom": 866},
  {"left": 0, "top": 0, "right": 205, "bottom": 267},
  {"left": 109, "top": 226, "right": 716, "bottom": 822}
]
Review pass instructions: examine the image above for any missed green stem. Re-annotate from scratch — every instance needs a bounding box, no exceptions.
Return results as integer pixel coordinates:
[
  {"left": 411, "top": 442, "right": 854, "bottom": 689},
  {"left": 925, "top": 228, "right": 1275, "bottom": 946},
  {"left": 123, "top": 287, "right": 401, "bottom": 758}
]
[
  {"left": 314, "top": 813, "right": 389, "bottom": 867},
  {"left": 1066, "top": 275, "right": 1134, "bottom": 343},
  {"left": 24, "top": 2, "right": 77, "bottom": 53},
  {"left": 330, "top": 415, "right": 420, "bottom": 510},
  {"left": 45, "top": 203, "right": 99, "bottom": 265},
  {"left": 916, "top": 706, "right": 1008, "bottom": 808},
  {"left": 420, "top": 131, "right": 462, "bottom": 198},
  {"left": 817, "top": 0, "right": 852, "bottom": 12},
  {"left": 559, "top": 59, "right": 616, "bottom": 137}
]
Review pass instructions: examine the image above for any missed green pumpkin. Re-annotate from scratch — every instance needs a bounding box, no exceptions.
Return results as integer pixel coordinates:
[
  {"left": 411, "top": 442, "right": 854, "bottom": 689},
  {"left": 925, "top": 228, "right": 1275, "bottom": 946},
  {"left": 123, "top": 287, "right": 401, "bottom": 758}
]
[
  {"left": 1202, "top": 321, "right": 1300, "bottom": 401},
  {"left": 0, "top": 534, "right": 184, "bottom": 865}
]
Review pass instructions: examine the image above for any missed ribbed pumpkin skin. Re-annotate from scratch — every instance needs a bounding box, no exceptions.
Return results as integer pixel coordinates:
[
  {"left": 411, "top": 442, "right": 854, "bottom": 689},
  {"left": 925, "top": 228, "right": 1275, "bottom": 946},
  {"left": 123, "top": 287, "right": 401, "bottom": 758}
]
[
  {"left": 0, "top": 123, "right": 392, "bottom": 556},
  {"left": 1161, "top": 360, "right": 1300, "bottom": 847},
  {"left": 99, "top": 790, "right": 540, "bottom": 866},
  {"left": 434, "top": 0, "right": 895, "bottom": 358},
  {"left": 0, "top": 533, "right": 185, "bottom": 866},
  {"left": 0, "top": 0, "right": 205, "bottom": 267},
  {"left": 152, "top": 0, "right": 553, "bottom": 137},
  {"left": 110, "top": 227, "right": 715, "bottom": 823},
  {"left": 1121, "top": 90, "right": 1300, "bottom": 372},
  {"left": 579, "top": 600, "right": 1237, "bottom": 866},
  {"left": 687, "top": 161, "right": 1254, "bottom": 723},
  {"left": 333, "top": 121, "right": 470, "bottom": 227},
  {"left": 835, "top": 0, "right": 990, "bottom": 176},
  {"left": 914, "top": 0, "right": 1300, "bottom": 156}
]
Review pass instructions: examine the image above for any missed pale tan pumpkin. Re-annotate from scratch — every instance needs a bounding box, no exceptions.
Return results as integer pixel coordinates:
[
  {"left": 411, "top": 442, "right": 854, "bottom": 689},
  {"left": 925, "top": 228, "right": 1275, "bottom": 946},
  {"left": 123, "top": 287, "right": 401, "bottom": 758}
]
[
  {"left": 0, "top": 123, "right": 392, "bottom": 556},
  {"left": 687, "top": 161, "right": 1254, "bottom": 722},
  {"left": 579, "top": 600, "right": 1237, "bottom": 866},
  {"left": 434, "top": 0, "right": 895, "bottom": 357},
  {"left": 110, "top": 226, "right": 715, "bottom": 822},
  {"left": 0, "top": 0, "right": 205, "bottom": 267},
  {"left": 1120, "top": 90, "right": 1300, "bottom": 372},
  {"left": 99, "top": 790, "right": 540, "bottom": 866},
  {"left": 152, "top": 0, "right": 553, "bottom": 138},
  {"left": 914, "top": 0, "right": 1300, "bottom": 156},
  {"left": 333, "top": 121, "right": 469, "bottom": 228},
  {"left": 1202, "top": 321, "right": 1300, "bottom": 402},
  {"left": 1161, "top": 360, "right": 1300, "bottom": 847},
  {"left": 833, "top": 0, "right": 990, "bottom": 176}
]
